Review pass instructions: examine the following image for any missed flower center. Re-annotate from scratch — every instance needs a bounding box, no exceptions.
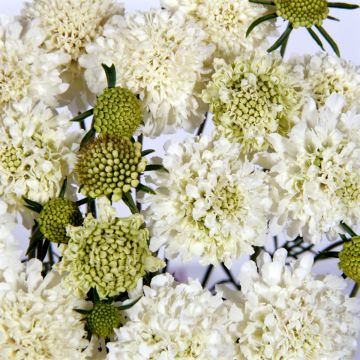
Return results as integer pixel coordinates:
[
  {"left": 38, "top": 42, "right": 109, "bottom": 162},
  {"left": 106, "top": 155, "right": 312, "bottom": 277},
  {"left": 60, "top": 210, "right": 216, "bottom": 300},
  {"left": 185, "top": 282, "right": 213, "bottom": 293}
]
[
  {"left": 0, "top": 145, "right": 22, "bottom": 174},
  {"left": 336, "top": 173, "right": 360, "bottom": 207},
  {"left": 274, "top": 0, "right": 329, "bottom": 28}
]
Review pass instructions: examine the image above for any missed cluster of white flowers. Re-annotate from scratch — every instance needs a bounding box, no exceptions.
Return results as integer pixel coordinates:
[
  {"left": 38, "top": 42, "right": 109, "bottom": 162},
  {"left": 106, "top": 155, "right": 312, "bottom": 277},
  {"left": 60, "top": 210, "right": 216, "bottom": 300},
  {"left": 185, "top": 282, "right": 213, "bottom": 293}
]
[
  {"left": 107, "top": 273, "right": 237, "bottom": 359},
  {"left": 143, "top": 135, "right": 271, "bottom": 267},
  {"left": 0, "top": 0, "right": 360, "bottom": 358}
]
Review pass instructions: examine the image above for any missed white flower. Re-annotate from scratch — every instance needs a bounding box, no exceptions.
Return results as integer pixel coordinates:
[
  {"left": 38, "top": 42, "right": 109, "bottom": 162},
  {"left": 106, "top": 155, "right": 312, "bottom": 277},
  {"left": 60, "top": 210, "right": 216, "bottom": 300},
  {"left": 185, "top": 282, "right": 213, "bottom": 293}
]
[
  {"left": 142, "top": 135, "right": 271, "bottom": 267},
  {"left": 202, "top": 52, "right": 305, "bottom": 154},
  {"left": 0, "top": 17, "right": 69, "bottom": 113},
  {"left": 222, "top": 249, "right": 360, "bottom": 360},
  {"left": 256, "top": 94, "right": 360, "bottom": 243},
  {"left": 290, "top": 52, "right": 360, "bottom": 110},
  {"left": 0, "top": 259, "right": 91, "bottom": 359},
  {"left": 161, "top": 0, "right": 276, "bottom": 60},
  {"left": 80, "top": 10, "right": 214, "bottom": 137},
  {"left": 107, "top": 273, "right": 237, "bottom": 360},
  {"left": 0, "top": 100, "right": 83, "bottom": 216}
]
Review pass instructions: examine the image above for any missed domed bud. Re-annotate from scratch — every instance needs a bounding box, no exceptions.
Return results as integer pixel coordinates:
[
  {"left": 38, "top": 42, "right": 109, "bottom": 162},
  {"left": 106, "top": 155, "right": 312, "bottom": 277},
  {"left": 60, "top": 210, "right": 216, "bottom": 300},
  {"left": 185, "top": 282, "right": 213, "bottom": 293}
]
[
  {"left": 339, "top": 236, "right": 360, "bottom": 282},
  {"left": 39, "top": 198, "right": 83, "bottom": 244},
  {"left": 94, "top": 87, "right": 142, "bottom": 137},
  {"left": 274, "top": 0, "right": 328, "bottom": 28},
  {"left": 75, "top": 134, "right": 147, "bottom": 202},
  {"left": 87, "top": 302, "right": 122, "bottom": 339}
]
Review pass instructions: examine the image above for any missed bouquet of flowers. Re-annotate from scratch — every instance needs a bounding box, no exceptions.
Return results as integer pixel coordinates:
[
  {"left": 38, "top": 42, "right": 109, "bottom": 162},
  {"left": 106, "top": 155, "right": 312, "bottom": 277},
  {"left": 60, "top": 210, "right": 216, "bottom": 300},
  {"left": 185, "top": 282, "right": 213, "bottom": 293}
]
[{"left": 1, "top": 0, "right": 360, "bottom": 359}]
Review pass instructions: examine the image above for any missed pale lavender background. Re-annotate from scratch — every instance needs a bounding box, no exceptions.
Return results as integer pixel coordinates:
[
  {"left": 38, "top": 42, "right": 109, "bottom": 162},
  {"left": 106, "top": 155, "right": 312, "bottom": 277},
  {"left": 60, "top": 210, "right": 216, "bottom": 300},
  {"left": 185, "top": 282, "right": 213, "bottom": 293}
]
[{"left": 3, "top": 1, "right": 360, "bottom": 357}]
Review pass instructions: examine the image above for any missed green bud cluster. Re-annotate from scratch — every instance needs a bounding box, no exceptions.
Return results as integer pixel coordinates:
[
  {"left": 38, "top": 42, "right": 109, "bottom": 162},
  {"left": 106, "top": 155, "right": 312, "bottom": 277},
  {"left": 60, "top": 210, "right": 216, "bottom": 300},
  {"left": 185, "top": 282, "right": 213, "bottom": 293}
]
[
  {"left": 274, "top": 0, "right": 329, "bottom": 28},
  {"left": 87, "top": 302, "right": 121, "bottom": 338},
  {"left": 39, "top": 198, "right": 83, "bottom": 244},
  {"left": 339, "top": 236, "right": 360, "bottom": 282},
  {"left": 75, "top": 135, "right": 147, "bottom": 202},
  {"left": 0, "top": 145, "right": 22, "bottom": 174},
  {"left": 94, "top": 87, "right": 142, "bottom": 136}
]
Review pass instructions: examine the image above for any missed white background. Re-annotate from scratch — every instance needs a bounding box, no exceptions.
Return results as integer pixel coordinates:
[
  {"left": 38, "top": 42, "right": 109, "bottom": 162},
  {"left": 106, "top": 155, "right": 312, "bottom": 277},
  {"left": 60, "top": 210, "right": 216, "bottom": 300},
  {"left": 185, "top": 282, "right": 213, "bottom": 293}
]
[{"left": 2, "top": 1, "right": 360, "bottom": 358}]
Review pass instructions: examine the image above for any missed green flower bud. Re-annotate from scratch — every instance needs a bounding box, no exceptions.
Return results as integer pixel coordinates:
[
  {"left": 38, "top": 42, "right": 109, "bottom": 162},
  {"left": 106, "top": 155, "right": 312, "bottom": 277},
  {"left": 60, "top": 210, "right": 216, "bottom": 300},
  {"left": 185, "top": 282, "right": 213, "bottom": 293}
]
[
  {"left": 39, "top": 198, "right": 83, "bottom": 244},
  {"left": 87, "top": 302, "right": 121, "bottom": 338},
  {"left": 274, "top": 0, "right": 329, "bottom": 28},
  {"left": 339, "top": 236, "right": 360, "bottom": 282},
  {"left": 94, "top": 87, "right": 142, "bottom": 137},
  {"left": 75, "top": 135, "right": 147, "bottom": 202}
]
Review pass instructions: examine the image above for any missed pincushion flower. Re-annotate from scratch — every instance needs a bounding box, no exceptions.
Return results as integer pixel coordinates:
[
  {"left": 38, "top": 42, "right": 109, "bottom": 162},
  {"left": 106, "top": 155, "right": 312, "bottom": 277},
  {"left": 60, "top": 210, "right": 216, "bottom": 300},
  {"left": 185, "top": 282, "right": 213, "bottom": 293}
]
[
  {"left": 107, "top": 273, "right": 237, "bottom": 360},
  {"left": 161, "top": 0, "right": 276, "bottom": 60},
  {"left": 256, "top": 94, "right": 360, "bottom": 243},
  {"left": 202, "top": 52, "right": 305, "bottom": 154},
  {"left": 0, "top": 100, "right": 82, "bottom": 215},
  {"left": 80, "top": 10, "right": 214, "bottom": 137},
  {"left": 21, "top": 0, "right": 124, "bottom": 112},
  {"left": 223, "top": 249, "right": 360, "bottom": 360},
  {"left": 0, "top": 17, "right": 68, "bottom": 113},
  {"left": 290, "top": 52, "right": 360, "bottom": 110},
  {"left": 142, "top": 135, "right": 271, "bottom": 267},
  {"left": 56, "top": 197, "right": 164, "bottom": 299},
  {"left": 0, "top": 259, "right": 91, "bottom": 359}
]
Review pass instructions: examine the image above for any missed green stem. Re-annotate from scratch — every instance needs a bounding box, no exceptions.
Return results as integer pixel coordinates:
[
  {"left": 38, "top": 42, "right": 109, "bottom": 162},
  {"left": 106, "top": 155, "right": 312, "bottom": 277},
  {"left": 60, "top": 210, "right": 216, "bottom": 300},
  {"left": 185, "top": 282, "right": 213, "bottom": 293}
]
[
  {"left": 201, "top": 265, "right": 214, "bottom": 288},
  {"left": 340, "top": 222, "right": 357, "bottom": 237},
  {"left": 196, "top": 112, "right": 208, "bottom": 136},
  {"left": 350, "top": 282, "right": 359, "bottom": 297}
]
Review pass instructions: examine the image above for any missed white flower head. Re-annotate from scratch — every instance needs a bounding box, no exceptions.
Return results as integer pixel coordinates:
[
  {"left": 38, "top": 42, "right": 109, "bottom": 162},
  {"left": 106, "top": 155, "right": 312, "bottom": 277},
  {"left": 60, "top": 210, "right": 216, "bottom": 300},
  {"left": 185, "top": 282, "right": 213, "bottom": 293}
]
[
  {"left": 80, "top": 9, "right": 214, "bottom": 137},
  {"left": 0, "top": 259, "right": 90, "bottom": 359},
  {"left": 143, "top": 135, "right": 271, "bottom": 267},
  {"left": 0, "top": 100, "right": 83, "bottom": 215},
  {"left": 290, "top": 52, "right": 360, "bottom": 111},
  {"left": 202, "top": 52, "right": 305, "bottom": 154},
  {"left": 107, "top": 273, "right": 237, "bottom": 360},
  {"left": 224, "top": 249, "right": 360, "bottom": 360},
  {"left": 161, "top": 0, "right": 277, "bottom": 60},
  {"left": 256, "top": 94, "right": 360, "bottom": 243},
  {"left": 0, "top": 17, "right": 69, "bottom": 113}
]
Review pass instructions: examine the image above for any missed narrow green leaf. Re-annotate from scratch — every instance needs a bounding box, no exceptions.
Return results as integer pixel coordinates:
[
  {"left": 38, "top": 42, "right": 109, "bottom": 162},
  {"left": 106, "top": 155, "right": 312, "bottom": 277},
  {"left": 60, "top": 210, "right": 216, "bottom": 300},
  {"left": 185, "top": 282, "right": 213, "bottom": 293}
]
[
  {"left": 141, "top": 149, "right": 155, "bottom": 157},
  {"left": 327, "top": 2, "right": 359, "bottom": 9},
  {"left": 327, "top": 15, "right": 340, "bottom": 21},
  {"left": 340, "top": 222, "right": 358, "bottom": 237},
  {"left": 136, "top": 183, "right": 156, "bottom": 195},
  {"left": 145, "top": 164, "right": 169, "bottom": 173},
  {"left": 280, "top": 29, "right": 290, "bottom": 57},
  {"left": 92, "top": 288, "right": 100, "bottom": 303},
  {"left": 267, "top": 24, "right": 293, "bottom": 53},
  {"left": 315, "top": 25, "right": 340, "bottom": 57},
  {"left": 122, "top": 192, "right": 139, "bottom": 214},
  {"left": 246, "top": 13, "right": 278, "bottom": 37},
  {"left": 339, "top": 233, "right": 349, "bottom": 242},
  {"left": 102, "top": 63, "right": 117, "bottom": 88},
  {"left": 307, "top": 28, "right": 325, "bottom": 51},
  {"left": 40, "top": 239, "right": 50, "bottom": 261},
  {"left": 80, "top": 128, "right": 96, "bottom": 148},
  {"left": 117, "top": 296, "right": 142, "bottom": 311},
  {"left": 26, "top": 226, "right": 44, "bottom": 256},
  {"left": 76, "top": 197, "right": 89, "bottom": 206},
  {"left": 74, "top": 308, "right": 92, "bottom": 315},
  {"left": 23, "top": 197, "right": 43, "bottom": 213},
  {"left": 59, "top": 177, "right": 67, "bottom": 198},
  {"left": 70, "top": 109, "right": 94, "bottom": 122},
  {"left": 249, "top": 0, "right": 275, "bottom": 4}
]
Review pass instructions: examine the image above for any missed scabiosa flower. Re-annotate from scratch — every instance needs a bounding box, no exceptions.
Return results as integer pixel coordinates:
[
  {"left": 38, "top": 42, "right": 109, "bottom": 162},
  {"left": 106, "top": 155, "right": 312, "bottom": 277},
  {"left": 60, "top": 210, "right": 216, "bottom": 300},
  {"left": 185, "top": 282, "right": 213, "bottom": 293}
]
[
  {"left": 80, "top": 9, "right": 214, "bottom": 137},
  {"left": 290, "top": 52, "right": 360, "bottom": 110},
  {"left": 0, "top": 259, "right": 90, "bottom": 359},
  {"left": 56, "top": 197, "right": 164, "bottom": 299},
  {"left": 0, "top": 100, "right": 82, "bottom": 216},
  {"left": 107, "top": 273, "right": 237, "bottom": 360},
  {"left": 256, "top": 94, "right": 360, "bottom": 243},
  {"left": 339, "top": 236, "right": 360, "bottom": 282},
  {"left": 223, "top": 249, "right": 360, "bottom": 360},
  {"left": 202, "top": 52, "right": 305, "bottom": 154},
  {"left": 161, "top": 0, "right": 276, "bottom": 60},
  {"left": 75, "top": 135, "right": 147, "bottom": 202},
  {"left": 38, "top": 198, "right": 83, "bottom": 244},
  {"left": 142, "top": 135, "right": 271, "bottom": 267},
  {"left": 93, "top": 87, "right": 142, "bottom": 136},
  {"left": 0, "top": 18, "right": 68, "bottom": 113}
]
